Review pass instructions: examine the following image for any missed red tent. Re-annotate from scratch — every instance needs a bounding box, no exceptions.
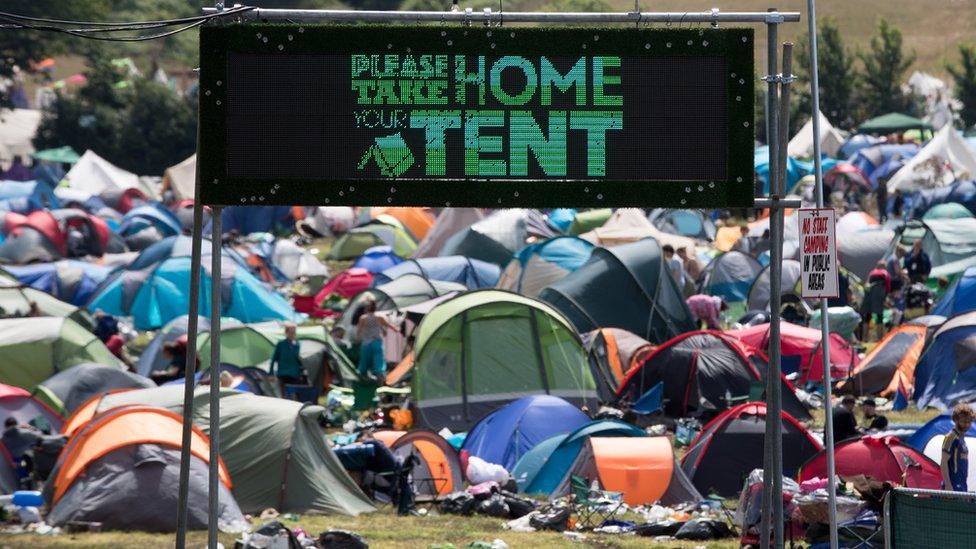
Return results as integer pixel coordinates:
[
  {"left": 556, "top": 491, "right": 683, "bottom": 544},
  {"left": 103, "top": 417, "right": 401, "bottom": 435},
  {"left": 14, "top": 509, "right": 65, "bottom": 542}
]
[
  {"left": 799, "top": 436, "right": 941, "bottom": 490},
  {"left": 725, "top": 322, "right": 857, "bottom": 383},
  {"left": 314, "top": 268, "right": 374, "bottom": 305},
  {"left": 7, "top": 210, "right": 65, "bottom": 253}
]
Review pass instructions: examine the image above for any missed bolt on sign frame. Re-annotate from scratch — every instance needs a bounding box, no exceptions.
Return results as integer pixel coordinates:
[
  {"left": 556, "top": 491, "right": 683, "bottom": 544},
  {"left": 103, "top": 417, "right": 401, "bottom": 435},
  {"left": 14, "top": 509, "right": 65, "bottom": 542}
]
[{"left": 178, "top": 6, "right": 801, "bottom": 549}]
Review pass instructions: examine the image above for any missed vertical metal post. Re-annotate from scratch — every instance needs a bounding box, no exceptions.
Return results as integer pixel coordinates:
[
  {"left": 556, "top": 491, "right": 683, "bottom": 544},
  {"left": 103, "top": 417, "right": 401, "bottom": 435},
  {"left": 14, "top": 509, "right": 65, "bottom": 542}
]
[
  {"left": 760, "top": 11, "right": 780, "bottom": 549},
  {"left": 207, "top": 207, "right": 222, "bottom": 549},
  {"left": 806, "top": 1, "right": 839, "bottom": 547}
]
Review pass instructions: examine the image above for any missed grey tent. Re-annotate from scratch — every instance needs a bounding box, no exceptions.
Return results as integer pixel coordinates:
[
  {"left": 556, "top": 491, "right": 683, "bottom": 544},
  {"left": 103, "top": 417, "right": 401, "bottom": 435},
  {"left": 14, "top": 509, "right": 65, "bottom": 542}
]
[
  {"left": 85, "top": 386, "right": 375, "bottom": 515},
  {"left": 46, "top": 405, "right": 245, "bottom": 532},
  {"left": 338, "top": 273, "right": 465, "bottom": 332},
  {"left": 699, "top": 251, "right": 763, "bottom": 303},
  {"left": 747, "top": 260, "right": 804, "bottom": 311},
  {"left": 838, "top": 228, "right": 895, "bottom": 281},
  {"left": 890, "top": 218, "right": 976, "bottom": 279},
  {"left": 413, "top": 208, "right": 484, "bottom": 258},
  {"left": 539, "top": 238, "right": 696, "bottom": 344},
  {"left": 440, "top": 209, "right": 555, "bottom": 266},
  {"left": 35, "top": 363, "right": 155, "bottom": 415}
]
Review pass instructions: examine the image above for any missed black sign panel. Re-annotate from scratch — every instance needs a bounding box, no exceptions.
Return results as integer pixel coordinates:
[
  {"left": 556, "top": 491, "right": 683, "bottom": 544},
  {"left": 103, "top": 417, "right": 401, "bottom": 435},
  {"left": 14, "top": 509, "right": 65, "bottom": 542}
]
[{"left": 199, "top": 25, "right": 754, "bottom": 207}]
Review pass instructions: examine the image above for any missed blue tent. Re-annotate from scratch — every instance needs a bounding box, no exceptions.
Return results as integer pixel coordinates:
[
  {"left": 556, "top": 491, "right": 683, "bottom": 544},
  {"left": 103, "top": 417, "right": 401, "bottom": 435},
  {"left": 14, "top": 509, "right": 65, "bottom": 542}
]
[
  {"left": 87, "top": 253, "right": 300, "bottom": 330},
  {"left": 498, "top": 237, "right": 594, "bottom": 297},
  {"left": 210, "top": 206, "right": 295, "bottom": 236},
  {"left": 373, "top": 256, "right": 500, "bottom": 289},
  {"left": 933, "top": 267, "right": 976, "bottom": 317},
  {"left": 352, "top": 245, "right": 403, "bottom": 273},
  {"left": 699, "top": 250, "right": 763, "bottom": 302},
  {"left": 116, "top": 204, "right": 183, "bottom": 251},
  {"left": 513, "top": 419, "right": 645, "bottom": 494},
  {"left": 126, "top": 234, "right": 249, "bottom": 272},
  {"left": 913, "top": 311, "right": 976, "bottom": 410},
  {"left": 547, "top": 209, "right": 576, "bottom": 233},
  {"left": 30, "top": 164, "right": 65, "bottom": 187},
  {"left": 460, "top": 395, "right": 589, "bottom": 471},
  {"left": 848, "top": 144, "right": 919, "bottom": 182},
  {"left": 911, "top": 180, "right": 976, "bottom": 219},
  {"left": 0, "top": 180, "right": 60, "bottom": 213},
  {"left": 2, "top": 260, "right": 112, "bottom": 305},
  {"left": 754, "top": 148, "right": 840, "bottom": 195},
  {"left": 838, "top": 134, "right": 882, "bottom": 159},
  {"left": 906, "top": 413, "right": 976, "bottom": 489}
]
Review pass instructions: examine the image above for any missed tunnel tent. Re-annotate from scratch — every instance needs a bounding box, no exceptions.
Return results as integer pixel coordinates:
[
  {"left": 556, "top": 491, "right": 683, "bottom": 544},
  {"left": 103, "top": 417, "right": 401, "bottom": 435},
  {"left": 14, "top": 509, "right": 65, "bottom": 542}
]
[
  {"left": 373, "top": 256, "right": 501, "bottom": 289},
  {"left": 539, "top": 238, "right": 696, "bottom": 344},
  {"left": 552, "top": 436, "right": 702, "bottom": 506},
  {"left": 34, "top": 363, "right": 155, "bottom": 416},
  {"left": 836, "top": 323, "right": 926, "bottom": 398},
  {"left": 388, "top": 429, "right": 464, "bottom": 498},
  {"left": 581, "top": 327, "right": 656, "bottom": 400},
  {"left": 496, "top": 236, "right": 594, "bottom": 298},
  {"left": 75, "top": 386, "right": 376, "bottom": 515},
  {"left": 404, "top": 290, "right": 596, "bottom": 432},
  {"left": 698, "top": 250, "right": 763, "bottom": 303}
]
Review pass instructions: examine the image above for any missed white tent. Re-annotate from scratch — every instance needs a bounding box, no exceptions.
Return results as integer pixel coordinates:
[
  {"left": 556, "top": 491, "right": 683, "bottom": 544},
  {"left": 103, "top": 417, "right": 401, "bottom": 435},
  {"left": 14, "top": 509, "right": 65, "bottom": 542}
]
[
  {"left": 162, "top": 154, "right": 195, "bottom": 200},
  {"left": 579, "top": 208, "right": 695, "bottom": 254},
  {"left": 64, "top": 150, "right": 141, "bottom": 194},
  {"left": 904, "top": 71, "right": 959, "bottom": 131},
  {"left": 787, "top": 111, "right": 845, "bottom": 159},
  {"left": 0, "top": 108, "right": 42, "bottom": 168},
  {"left": 887, "top": 125, "right": 976, "bottom": 193}
]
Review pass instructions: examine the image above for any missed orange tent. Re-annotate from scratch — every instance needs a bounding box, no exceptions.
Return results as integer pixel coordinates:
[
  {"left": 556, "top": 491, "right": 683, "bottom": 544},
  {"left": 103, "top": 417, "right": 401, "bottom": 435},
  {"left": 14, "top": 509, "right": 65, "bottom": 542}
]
[
  {"left": 389, "top": 430, "right": 464, "bottom": 497},
  {"left": 53, "top": 405, "right": 230, "bottom": 504},
  {"left": 714, "top": 226, "right": 744, "bottom": 252},
  {"left": 370, "top": 208, "right": 435, "bottom": 241},
  {"left": 62, "top": 389, "right": 136, "bottom": 437},
  {"left": 837, "top": 323, "right": 926, "bottom": 397},
  {"left": 371, "top": 429, "right": 406, "bottom": 448}
]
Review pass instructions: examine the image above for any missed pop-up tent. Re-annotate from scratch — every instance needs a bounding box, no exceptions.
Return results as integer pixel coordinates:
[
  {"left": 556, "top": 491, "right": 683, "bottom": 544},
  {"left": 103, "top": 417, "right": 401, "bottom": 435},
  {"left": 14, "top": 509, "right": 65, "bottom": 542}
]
[
  {"left": 933, "top": 266, "right": 976, "bottom": 317},
  {"left": 46, "top": 405, "right": 243, "bottom": 532},
  {"left": 539, "top": 239, "right": 696, "bottom": 344},
  {"left": 837, "top": 323, "right": 926, "bottom": 397},
  {"left": 913, "top": 311, "right": 976, "bottom": 410},
  {"left": 726, "top": 321, "right": 857, "bottom": 383},
  {"left": 34, "top": 363, "right": 155, "bottom": 416},
  {"left": 0, "top": 260, "right": 111, "bottom": 306},
  {"left": 799, "top": 436, "right": 941, "bottom": 490},
  {"left": 461, "top": 395, "right": 590, "bottom": 471},
  {"left": 617, "top": 331, "right": 810, "bottom": 421},
  {"left": 328, "top": 221, "right": 417, "bottom": 260},
  {"left": 582, "top": 328, "right": 656, "bottom": 400},
  {"left": 496, "top": 237, "right": 594, "bottom": 297},
  {"left": 0, "top": 317, "right": 120, "bottom": 391},
  {"left": 373, "top": 256, "right": 500, "bottom": 289},
  {"left": 699, "top": 251, "right": 763, "bottom": 302},
  {"left": 387, "top": 430, "right": 464, "bottom": 498},
  {"left": 682, "top": 403, "right": 822, "bottom": 497},
  {"left": 440, "top": 209, "right": 553, "bottom": 266},
  {"left": 413, "top": 208, "right": 484, "bottom": 258},
  {"left": 552, "top": 437, "right": 701, "bottom": 506},
  {"left": 390, "top": 290, "right": 596, "bottom": 431},
  {"left": 647, "top": 209, "right": 717, "bottom": 241},
  {"left": 71, "top": 386, "right": 375, "bottom": 515},
  {"left": 0, "top": 383, "right": 62, "bottom": 432},
  {"left": 906, "top": 414, "right": 976, "bottom": 491}
]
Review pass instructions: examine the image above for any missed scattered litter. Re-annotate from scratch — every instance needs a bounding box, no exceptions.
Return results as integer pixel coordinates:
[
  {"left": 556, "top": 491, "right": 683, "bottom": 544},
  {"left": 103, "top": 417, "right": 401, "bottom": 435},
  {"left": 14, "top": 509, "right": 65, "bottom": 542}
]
[{"left": 562, "top": 531, "right": 586, "bottom": 542}]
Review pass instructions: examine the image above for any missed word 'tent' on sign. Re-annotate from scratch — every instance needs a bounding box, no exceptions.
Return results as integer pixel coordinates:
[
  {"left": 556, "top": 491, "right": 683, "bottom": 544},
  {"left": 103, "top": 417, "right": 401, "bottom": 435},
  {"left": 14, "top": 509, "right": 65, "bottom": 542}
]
[
  {"left": 798, "top": 208, "right": 839, "bottom": 299},
  {"left": 198, "top": 25, "right": 756, "bottom": 207}
]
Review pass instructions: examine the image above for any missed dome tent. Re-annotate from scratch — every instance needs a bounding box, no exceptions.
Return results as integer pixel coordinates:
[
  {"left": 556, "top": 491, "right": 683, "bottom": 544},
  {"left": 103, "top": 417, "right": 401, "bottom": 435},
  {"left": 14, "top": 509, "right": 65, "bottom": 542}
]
[
  {"left": 932, "top": 266, "right": 976, "bottom": 317},
  {"left": 461, "top": 395, "right": 590, "bottom": 471},
  {"left": 413, "top": 208, "right": 484, "bottom": 258},
  {"left": 0, "top": 282, "right": 93, "bottom": 329},
  {"left": 539, "top": 238, "right": 696, "bottom": 344},
  {"left": 34, "top": 363, "right": 155, "bottom": 416},
  {"left": 496, "top": 236, "right": 594, "bottom": 298},
  {"left": 439, "top": 209, "right": 554, "bottom": 266},
  {"left": 352, "top": 245, "right": 403, "bottom": 273},
  {"left": 698, "top": 250, "right": 763, "bottom": 302},
  {"left": 66, "top": 386, "right": 375, "bottom": 515},
  {"left": 328, "top": 220, "right": 417, "bottom": 260},
  {"left": 337, "top": 274, "right": 465, "bottom": 333},
  {"left": 799, "top": 436, "right": 941, "bottom": 490},
  {"left": 1, "top": 260, "right": 111, "bottom": 306},
  {"left": 747, "top": 259, "right": 803, "bottom": 311},
  {"left": 726, "top": 321, "right": 857, "bottom": 383},
  {"left": 373, "top": 256, "right": 501, "bottom": 289},
  {"left": 906, "top": 414, "right": 976, "bottom": 491},
  {"left": 648, "top": 209, "right": 717, "bottom": 241},
  {"left": 387, "top": 429, "right": 464, "bottom": 498},
  {"left": 581, "top": 328, "right": 656, "bottom": 401},
  {"left": 0, "top": 383, "right": 62, "bottom": 432},
  {"left": 913, "top": 311, "right": 976, "bottom": 410},
  {"left": 837, "top": 323, "right": 926, "bottom": 398},
  {"left": 393, "top": 290, "right": 596, "bottom": 432},
  {"left": 46, "top": 405, "right": 243, "bottom": 532}
]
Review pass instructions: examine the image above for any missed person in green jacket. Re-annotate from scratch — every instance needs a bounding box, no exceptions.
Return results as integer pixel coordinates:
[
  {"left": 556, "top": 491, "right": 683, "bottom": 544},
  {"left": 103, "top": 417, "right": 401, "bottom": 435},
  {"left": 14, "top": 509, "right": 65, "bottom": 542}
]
[{"left": 270, "top": 323, "right": 305, "bottom": 390}]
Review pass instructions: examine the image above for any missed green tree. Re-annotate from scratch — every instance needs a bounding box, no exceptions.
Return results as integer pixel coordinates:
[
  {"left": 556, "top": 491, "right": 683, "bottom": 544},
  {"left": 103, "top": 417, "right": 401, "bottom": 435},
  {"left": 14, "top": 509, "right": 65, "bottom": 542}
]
[
  {"left": 794, "top": 17, "right": 859, "bottom": 130},
  {"left": 857, "top": 18, "right": 916, "bottom": 119},
  {"left": 947, "top": 44, "right": 976, "bottom": 130},
  {"left": 33, "top": 57, "right": 195, "bottom": 175}
]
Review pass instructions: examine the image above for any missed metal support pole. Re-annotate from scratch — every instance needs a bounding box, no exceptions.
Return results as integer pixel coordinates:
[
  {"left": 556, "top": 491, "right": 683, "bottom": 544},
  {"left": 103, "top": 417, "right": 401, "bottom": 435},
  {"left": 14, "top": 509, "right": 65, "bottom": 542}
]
[
  {"left": 806, "top": 1, "right": 839, "bottom": 546},
  {"left": 760, "top": 11, "right": 780, "bottom": 549},
  {"left": 175, "top": 138, "right": 205, "bottom": 549},
  {"left": 207, "top": 208, "right": 222, "bottom": 549}
]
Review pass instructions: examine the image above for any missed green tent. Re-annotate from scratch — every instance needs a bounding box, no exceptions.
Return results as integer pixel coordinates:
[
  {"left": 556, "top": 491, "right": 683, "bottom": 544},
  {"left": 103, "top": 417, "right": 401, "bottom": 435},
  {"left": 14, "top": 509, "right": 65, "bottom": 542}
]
[
  {"left": 538, "top": 238, "right": 697, "bottom": 344},
  {"left": 407, "top": 290, "right": 596, "bottom": 431},
  {"left": 857, "top": 113, "right": 933, "bottom": 135},
  {"left": 0, "top": 284, "right": 93, "bottom": 330},
  {"left": 893, "top": 218, "right": 976, "bottom": 279},
  {"left": 91, "top": 386, "right": 375, "bottom": 515},
  {"left": 327, "top": 221, "right": 416, "bottom": 259},
  {"left": 922, "top": 202, "right": 974, "bottom": 220},
  {"left": 31, "top": 146, "right": 81, "bottom": 164},
  {"left": 0, "top": 317, "right": 121, "bottom": 391},
  {"left": 567, "top": 209, "right": 613, "bottom": 236}
]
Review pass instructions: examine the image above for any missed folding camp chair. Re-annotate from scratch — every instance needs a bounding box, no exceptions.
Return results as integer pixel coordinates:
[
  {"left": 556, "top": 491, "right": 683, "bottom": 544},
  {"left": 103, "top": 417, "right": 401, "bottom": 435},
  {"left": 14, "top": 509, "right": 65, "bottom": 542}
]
[{"left": 570, "top": 475, "right": 624, "bottom": 529}]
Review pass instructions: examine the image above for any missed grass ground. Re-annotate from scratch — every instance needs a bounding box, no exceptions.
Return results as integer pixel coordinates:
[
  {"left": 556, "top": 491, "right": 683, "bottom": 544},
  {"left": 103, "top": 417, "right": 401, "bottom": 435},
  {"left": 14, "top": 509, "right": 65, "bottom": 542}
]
[{"left": 5, "top": 510, "right": 741, "bottom": 548}]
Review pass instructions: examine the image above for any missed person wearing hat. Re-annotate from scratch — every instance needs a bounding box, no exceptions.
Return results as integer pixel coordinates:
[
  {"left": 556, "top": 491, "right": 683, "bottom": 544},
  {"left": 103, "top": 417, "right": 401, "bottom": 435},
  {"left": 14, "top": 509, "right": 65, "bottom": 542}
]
[{"left": 831, "top": 395, "right": 859, "bottom": 442}]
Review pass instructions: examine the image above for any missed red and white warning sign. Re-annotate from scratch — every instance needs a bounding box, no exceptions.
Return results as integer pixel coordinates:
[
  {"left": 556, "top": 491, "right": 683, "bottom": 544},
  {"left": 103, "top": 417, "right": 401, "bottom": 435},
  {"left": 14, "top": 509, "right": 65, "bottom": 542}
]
[{"left": 798, "top": 208, "right": 839, "bottom": 299}]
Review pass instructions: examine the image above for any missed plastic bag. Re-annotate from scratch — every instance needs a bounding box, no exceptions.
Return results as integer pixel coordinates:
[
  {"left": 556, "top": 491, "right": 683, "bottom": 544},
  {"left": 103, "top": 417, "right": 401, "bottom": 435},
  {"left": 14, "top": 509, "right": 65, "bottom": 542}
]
[
  {"left": 439, "top": 492, "right": 478, "bottom": 516},
  {"left": 529, "top": 506, "right": 571, "bottom": 532},
  {"left": 501, "top": 493, "right": 536, "bottom": 519},
  {"left": 673, "top": 518, "right": 733, "bottom": 540},
  {"left": 466, "top": 456, "right": 510, "bottom": 485},
  {"left": 317, "top": 529, "right": 369, "bottom": 548},
  {"left": 634, "top": 521, "right": 685, "bottom": 537},
  {"left": 477, "top": 494, "right": 511, "bottom": 518}
]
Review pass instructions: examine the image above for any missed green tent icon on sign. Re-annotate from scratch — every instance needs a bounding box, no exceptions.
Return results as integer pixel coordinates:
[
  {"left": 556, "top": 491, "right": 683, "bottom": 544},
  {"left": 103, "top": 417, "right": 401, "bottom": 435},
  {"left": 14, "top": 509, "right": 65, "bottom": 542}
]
[{"left": 357, "top": 132, "right": 415, "bottom": 177}]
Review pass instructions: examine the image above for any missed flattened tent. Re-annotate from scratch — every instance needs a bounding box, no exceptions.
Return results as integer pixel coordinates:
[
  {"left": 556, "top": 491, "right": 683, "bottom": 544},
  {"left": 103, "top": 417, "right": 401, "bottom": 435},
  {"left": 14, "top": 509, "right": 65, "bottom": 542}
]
[
  {"left": 496, "top": 237, "right": 594, "bottom": 297},
  {"left": 388, "top": 430, "right": 464, "bottom": 498},
  {"left": 681, "top": 403, "right": 822, "bottom": 497},
  {"left": 77, "top": 386, "right": 375, "bottom": 515},
  {"left": 46, "top": 405, "right": 243, "bottom": 532},
  {"left": 617, "top": 331, "right": 810, "bottom": 421},
  {"left": 539, "top": 239, "right": 696, "bottom": 344},
  {"left": 913, "top": 311, "right": 976, "bottom": 410},
  {"left": 0, "top": 317, "right": 121, "bottom": 390},
  {"left": 906, "top": 414, "right": 976, "bottom": 491},
  {"left": 35, "top": 363, "right": 155, "bottom": 416},
  {"left": 553, "top": 437, "right": 701, "bottom": 506},
  {"left": 461, "top": 395, "right": 589, "bottom": 471},
  {"left": 799, "top": 436, "right": 941, "bottom": 490},
  {"left": 399, "top": 290, "right": 596, "bottom": 431},
  {"left": 837, "top": 323, "right": 926, "bottom": 397},
  {"left": 373, "top": 256, "right": 500, "bottom": 289},
  {"left": 582, "top": 328, "right": 655, "bottom": 400},
  {"left": 413, "top": 208, "right": 483, "bottom": 258},
  {"left": 699, "top": 251, "right": 763, "bottom": 302}
]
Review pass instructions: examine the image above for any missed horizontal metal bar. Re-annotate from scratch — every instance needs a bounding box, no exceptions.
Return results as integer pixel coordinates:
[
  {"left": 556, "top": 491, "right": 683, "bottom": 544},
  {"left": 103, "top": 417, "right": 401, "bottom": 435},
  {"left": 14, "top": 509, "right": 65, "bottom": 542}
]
[
  {"left": 205, "top": 6, "right": 800, "bottom": 24},
  {"left": 754, "top": 197, "right": 802, "bottom": 209}
]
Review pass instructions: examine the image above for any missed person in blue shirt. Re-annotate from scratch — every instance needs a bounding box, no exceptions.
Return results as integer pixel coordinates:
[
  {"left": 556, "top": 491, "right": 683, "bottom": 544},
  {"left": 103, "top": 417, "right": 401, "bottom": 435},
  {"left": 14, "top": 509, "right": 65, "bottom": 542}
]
[
  {"left": 941, "top": 403, "right": 973, "bottom": 492},
  {"left": 270, "top": 323, "right": 305, "bottom": 388},
  {"left": 903, "top": 240, "right": 932, "bottom": 283}
]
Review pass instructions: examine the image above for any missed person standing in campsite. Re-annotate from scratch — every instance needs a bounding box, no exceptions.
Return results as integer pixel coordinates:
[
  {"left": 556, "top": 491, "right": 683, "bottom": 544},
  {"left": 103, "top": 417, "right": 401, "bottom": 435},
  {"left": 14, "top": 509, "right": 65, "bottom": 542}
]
[
  {"left": 677, "top": 247, "right": 702, "bottom": 297},
  {"left": 904, "top": 240, "right": 932, "bottom": 283},
  {"left": 876, "top": 179, "right": 888, "bottom": 222},
  {"left": 662, "top": 245, "right": 685, "bottom": 288},
  {"left": 831, "top": 395, "right": 859, "bottom": 442},
  {"left": 357, "top": 299, "right": 396, "bottom": 382},
  {"left": 941, "top": 403, "right": 973, "bottom": 492},
  {"left": 270, "top": 322, "right": 305, "bottom": 390},
  {"left": 886, "top": 247, "right": 908, "bottom": 292}
]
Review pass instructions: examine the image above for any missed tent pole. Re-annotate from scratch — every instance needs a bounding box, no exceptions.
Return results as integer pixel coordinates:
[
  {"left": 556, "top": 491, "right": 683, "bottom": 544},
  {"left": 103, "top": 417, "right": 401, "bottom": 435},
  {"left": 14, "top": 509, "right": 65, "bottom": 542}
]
[
  {"left": 759, "top": 10, "right": 780, "bottom": 549},
  {"left": 175, "top": 108, "right": 206, "bottom": 549},
  {"left": 207, "top": 207, "right": 223, "bottom": 548},
  {"left": 806, "top": 1, "right": 839, "bottom": 546}
]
